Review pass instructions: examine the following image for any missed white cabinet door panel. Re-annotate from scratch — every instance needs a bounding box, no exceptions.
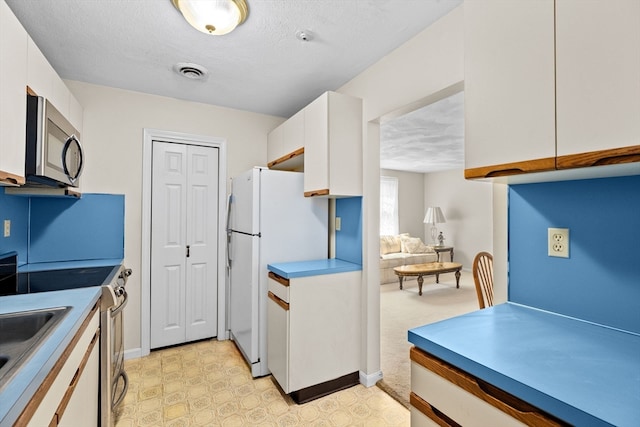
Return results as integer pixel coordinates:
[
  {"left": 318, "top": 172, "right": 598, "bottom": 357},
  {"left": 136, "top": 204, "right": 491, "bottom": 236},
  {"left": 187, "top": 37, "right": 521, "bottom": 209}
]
[
  {"left": 464, "top": 0, "right": 556, "bottom": 170},
  {"left": 556, "top": 0, "right": 640, "bottom": 156}
]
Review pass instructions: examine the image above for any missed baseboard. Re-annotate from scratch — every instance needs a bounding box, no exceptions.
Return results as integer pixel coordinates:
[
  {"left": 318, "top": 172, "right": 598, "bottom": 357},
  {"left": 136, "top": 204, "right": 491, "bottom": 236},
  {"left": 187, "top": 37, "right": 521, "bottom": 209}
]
[
  {"left": 124, "top": 347, "right": 144, "bottom": 360},
  {"left": 359, "top": 370, "right": 383, "bottom": 387}
]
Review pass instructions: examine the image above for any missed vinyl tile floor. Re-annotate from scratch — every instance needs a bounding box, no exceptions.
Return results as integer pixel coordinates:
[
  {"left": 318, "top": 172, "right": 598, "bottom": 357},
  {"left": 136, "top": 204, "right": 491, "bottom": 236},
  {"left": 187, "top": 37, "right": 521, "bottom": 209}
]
[{"left": 115, "top": 339, "right": 410, "bottom": 426}]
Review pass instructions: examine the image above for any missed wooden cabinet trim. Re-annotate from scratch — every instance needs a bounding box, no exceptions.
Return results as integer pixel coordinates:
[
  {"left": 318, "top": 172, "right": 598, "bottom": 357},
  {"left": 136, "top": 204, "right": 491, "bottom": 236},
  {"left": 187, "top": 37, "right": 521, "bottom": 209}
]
[
  {"left": 268, "top": 291, "right": 289, "bottom": 311},
  {"left": 267, "top": 147, "right": 304, "bottom": 169},
  {"left": 54, "top": 328, "right": 99, "bottom": 423},
  {"left": 410, "top": 392, "right": 461, "bottom": 427},
  {"left": 410, "top": 347, "right": 568, "bottom": 427},
  {"left": 557, "top": 145, "right": 640, "bottom": 169},
  {"left": 16, "top": 302, "right": 100, "bottom": 425},
  {"left": 304, "top": 188, "right": 330, "bottom": 197},
  {"left": 465, "top": 157, "right": 556, "bottom": 179},
  {"left": 0, "top": 170, "right": 25, "bottom": 186},
  {"left": 268, "top": 271, "right": 290, "bottom": 287}
]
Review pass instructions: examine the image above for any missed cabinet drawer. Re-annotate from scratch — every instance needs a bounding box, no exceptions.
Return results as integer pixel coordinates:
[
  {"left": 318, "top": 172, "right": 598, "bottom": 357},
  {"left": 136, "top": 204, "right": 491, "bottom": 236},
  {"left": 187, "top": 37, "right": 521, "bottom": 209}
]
[
  {"left": 410, "top": 347, "right": 566, "bottom": 427},
  {"left": 268, "top": 271, "right": 289, "bottom": 303}
]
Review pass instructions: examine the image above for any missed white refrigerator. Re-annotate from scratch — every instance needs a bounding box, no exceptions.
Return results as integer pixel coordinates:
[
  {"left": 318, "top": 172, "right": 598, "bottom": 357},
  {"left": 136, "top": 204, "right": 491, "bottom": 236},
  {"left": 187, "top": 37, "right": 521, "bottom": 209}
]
[{"left": 227, "top": 167, "right": 328, "bottom": 377}]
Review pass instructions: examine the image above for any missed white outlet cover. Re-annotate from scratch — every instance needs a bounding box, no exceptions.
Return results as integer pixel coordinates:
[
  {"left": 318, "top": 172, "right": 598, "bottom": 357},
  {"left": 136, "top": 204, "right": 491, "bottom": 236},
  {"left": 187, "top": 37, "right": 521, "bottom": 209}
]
[{"left": 548, "top": 227, "right": 569, "bottom": 258}]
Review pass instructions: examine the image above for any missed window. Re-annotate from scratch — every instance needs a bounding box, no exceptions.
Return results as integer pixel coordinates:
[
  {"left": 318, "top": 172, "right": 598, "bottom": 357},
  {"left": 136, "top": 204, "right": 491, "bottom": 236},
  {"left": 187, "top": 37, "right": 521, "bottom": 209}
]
[{"left": 380, "top": 176, "right": 399, "bottom": 235}]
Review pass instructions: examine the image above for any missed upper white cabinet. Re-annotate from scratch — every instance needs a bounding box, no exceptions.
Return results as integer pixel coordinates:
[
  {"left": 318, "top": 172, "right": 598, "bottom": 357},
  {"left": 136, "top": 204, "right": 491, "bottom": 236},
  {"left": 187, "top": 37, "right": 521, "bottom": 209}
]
[
  {"left": 27, "top": 37, "right": 82, "bottom": 133},
  {"left": 303, "top": 91, "right": 362, "bottom": 197},
  {"left": 0, "top": 0, "right": 28, "bottom": 185},
  {"left": 464, "top": 0, "right": 556, "bottom": 178},
  {"left": 267, "top": 109, "right": 304, "bottom": 171},
  {"left": 555, "top": 0, "right": 640, "bottom": 168},
  {"left": 0, "top": 1, "right": 83, "bottom": 187},
  {"left": 465, "top": 0, "right": 640, "bottom": 179}
]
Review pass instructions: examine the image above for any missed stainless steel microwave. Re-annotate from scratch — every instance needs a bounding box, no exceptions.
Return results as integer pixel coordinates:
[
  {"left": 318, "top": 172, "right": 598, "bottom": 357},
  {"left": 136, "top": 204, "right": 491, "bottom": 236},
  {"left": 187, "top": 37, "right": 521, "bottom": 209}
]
[{"left": 25, "top": 95, "right": 83, "bottom": 187}]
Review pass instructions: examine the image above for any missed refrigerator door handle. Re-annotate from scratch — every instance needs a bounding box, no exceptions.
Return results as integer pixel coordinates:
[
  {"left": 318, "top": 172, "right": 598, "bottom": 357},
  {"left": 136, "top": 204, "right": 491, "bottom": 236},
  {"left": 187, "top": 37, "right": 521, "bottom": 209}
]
[{"left": 226, "top": 194, "right": 232, "bottom": 269}]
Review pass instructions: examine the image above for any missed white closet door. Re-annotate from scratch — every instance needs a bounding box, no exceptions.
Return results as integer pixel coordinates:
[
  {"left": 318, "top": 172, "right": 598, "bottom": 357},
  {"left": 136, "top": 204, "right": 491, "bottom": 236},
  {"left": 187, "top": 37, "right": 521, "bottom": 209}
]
[
  {"left": 151, "top": 141, "right": 219, "bottom": 349},
  {"left": 185, "top": 145, "right": 219, "bottom": 341}
]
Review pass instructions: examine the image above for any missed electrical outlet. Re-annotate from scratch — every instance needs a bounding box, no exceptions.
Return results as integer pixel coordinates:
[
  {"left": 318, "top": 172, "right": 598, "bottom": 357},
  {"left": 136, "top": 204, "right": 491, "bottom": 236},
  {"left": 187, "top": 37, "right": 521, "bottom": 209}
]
[
  {"left": 548, "top": 227, "right": 569, "bottom": 258},
  {"left": 3, "top": 220, "right": 10, "bottom": 237},
  {"left": 335, "top": 217, "right": 341, "bottom": 231}
]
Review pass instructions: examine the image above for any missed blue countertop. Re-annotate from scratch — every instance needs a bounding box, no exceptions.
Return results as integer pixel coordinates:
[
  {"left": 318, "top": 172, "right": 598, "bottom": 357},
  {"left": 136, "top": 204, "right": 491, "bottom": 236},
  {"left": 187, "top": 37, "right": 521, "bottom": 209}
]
[
  {"left": 408, "top": 302, "right": 640, "bottom": 427},
  {"left": 0, "top": 287, "right": 102, "bottom": 425},
  {"left": 267, "top": 258, "right": 362, "bottom": 279},
  {"left": 18, "top": 258, "right": 123, "bottom": 273}
]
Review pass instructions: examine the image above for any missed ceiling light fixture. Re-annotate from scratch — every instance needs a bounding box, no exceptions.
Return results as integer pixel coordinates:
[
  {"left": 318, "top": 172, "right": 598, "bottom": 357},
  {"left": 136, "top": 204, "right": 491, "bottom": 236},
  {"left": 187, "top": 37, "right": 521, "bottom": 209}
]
[{"left": 171, "top": 0, "right": 248, "bottom": 35}]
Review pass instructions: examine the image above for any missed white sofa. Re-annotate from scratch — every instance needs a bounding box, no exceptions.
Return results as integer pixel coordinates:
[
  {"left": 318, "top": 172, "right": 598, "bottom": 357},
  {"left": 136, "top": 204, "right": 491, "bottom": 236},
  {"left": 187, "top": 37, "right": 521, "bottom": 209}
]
[{"left": 380, "top": 234, "right": 437, "bottom": 285}]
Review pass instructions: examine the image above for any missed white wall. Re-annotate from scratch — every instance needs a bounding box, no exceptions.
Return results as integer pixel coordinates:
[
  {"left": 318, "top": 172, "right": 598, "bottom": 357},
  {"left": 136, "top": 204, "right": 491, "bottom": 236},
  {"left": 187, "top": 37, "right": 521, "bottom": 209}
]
[
  {"left": 423, "top": 169, "right": 493, "bottom": 268},
  {"left": 66, "top": 81, "right": 284, "bottom": 352},
  {"left": 338, "top": 6, "right": 464, "bottom": 381},
  {"left": 380, "top": 169, "right": 425, "bottom": 240}
]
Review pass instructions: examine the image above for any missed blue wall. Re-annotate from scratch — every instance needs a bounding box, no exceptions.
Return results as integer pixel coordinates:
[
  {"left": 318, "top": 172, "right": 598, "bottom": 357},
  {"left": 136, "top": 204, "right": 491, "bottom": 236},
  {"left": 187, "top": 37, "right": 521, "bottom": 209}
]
[
  {"left": 0, "top": 190, "right": 29, "bottom": 264},
  {"left": 336, "top": 197, "right": 362, "bottom": 265},
  {"left": 508, "top": 176, "right": 640, "bottom": 334},
  {"left": 0, "top": 190, "right": 124, "bottom": 266}
]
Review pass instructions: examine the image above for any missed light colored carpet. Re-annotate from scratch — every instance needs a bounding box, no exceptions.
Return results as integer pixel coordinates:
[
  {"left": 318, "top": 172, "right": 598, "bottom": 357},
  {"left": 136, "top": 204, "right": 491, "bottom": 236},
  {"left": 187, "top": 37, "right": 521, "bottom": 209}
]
[{"left": 378, "top": 271, "right": 479, "bottom": 408}]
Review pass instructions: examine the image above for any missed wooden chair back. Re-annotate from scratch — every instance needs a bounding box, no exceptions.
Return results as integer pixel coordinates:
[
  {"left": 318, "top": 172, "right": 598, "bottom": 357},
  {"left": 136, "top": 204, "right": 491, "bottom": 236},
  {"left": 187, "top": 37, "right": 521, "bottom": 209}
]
[{"left": 472, "top": 251, "right": 494, "bottom": 309}]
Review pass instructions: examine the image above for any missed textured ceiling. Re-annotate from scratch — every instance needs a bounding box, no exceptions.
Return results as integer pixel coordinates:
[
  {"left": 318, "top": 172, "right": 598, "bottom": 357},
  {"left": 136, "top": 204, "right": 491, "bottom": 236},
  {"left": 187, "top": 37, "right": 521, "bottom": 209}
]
[
  {"left": 380, "top": 91, "right": 464, "bottom": 174},
  {"left": 5, "top": 0, "right": 464, "bottom": 173}
]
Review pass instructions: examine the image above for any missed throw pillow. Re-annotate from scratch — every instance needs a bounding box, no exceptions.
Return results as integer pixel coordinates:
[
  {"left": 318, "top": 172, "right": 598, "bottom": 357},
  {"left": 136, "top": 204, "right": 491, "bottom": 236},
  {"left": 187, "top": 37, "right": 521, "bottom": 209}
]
[
  {"left": 402, "top": 237, "right": 434, "bottom": 254},
  {"left": 380, "top": 235, "right": 401, "bottom": 255}
]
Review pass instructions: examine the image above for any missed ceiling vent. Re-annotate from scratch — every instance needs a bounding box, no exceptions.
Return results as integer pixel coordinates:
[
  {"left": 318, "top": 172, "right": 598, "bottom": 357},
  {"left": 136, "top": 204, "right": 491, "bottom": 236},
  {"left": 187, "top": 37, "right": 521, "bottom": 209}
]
[{"left": 174, "top": 62, "right": 209, "bottom": 80}]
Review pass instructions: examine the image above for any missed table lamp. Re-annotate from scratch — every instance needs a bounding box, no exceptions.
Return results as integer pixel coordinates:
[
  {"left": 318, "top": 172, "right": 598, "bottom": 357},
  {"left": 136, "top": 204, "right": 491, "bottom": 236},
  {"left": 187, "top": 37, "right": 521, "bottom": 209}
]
[{"left": 424, "top": 207, "right": 446, "bottom": 245}]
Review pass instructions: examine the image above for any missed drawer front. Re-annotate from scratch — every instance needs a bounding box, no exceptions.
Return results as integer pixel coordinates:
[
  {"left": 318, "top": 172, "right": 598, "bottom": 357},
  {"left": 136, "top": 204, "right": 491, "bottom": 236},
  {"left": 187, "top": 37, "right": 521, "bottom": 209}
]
[
  {"left": 410, "top": 404, "right": 445, "bottom": 427},
  {"left": 268, "top": 272, "right": 290, "bottom": 303},
  {"left": 410, "top": 347, "right": 566, "bottom": 427},
  {"left": 411, "top": 362, "right": 526, "bottom": 427}
]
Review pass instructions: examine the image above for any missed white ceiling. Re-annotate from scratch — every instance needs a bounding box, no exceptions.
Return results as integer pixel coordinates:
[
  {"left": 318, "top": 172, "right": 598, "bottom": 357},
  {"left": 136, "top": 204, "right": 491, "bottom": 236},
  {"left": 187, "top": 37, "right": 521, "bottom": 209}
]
[{"left": 6, "top": 0, "right": 464, "bottom": 172}]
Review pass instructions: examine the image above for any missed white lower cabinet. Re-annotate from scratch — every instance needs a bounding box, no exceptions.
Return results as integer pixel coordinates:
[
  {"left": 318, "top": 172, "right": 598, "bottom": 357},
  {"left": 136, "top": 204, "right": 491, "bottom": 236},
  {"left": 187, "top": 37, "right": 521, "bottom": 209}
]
[
  {"left": 267, "top": 270, "right": 360, "bottom": 401},
  {"left": 23, "top": 305, "right": 100, "bottom": 427},
  {"left": 410, "top": 347, "right": 566, "bottom": 427}
]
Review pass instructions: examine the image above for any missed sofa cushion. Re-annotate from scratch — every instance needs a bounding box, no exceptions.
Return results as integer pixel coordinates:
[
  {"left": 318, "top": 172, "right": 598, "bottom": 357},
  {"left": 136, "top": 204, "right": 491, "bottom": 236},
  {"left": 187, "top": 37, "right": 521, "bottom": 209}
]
[
  {"left": 380, "top": 235, "right": 401, "bottom": 255},
  {"left": 380, "top": 233, "right": 411, "bottom": 255},
  {"left": 379, "top": 252, "right": 437, "bottom": 269},
  {"left": 401, "top": 237, "right": 434, "bottom": 254}
]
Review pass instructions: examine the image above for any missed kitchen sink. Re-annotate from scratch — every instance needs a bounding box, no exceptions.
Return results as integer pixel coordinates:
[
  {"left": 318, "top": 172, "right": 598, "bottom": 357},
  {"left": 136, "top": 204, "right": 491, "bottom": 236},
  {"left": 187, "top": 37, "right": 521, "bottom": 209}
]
[{"left": 0, "top": 307, "right": 71, "bottom": 389}]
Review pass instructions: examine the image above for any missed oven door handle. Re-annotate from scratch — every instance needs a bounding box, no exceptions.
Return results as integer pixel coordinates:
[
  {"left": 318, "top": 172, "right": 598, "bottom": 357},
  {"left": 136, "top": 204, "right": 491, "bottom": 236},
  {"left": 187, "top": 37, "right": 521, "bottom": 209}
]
[
  {"left": 111, "top": 370, "right": 129, "bottom": 409},
  {"left": 110, "top": 290, "right": 128, "bottom": 317}
]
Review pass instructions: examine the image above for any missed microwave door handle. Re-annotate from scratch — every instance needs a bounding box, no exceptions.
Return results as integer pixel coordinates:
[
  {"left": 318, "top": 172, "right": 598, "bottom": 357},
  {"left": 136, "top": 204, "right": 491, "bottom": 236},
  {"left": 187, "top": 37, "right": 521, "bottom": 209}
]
[{"left": 61, "top": 135, "right": 84, "bottom": 185}]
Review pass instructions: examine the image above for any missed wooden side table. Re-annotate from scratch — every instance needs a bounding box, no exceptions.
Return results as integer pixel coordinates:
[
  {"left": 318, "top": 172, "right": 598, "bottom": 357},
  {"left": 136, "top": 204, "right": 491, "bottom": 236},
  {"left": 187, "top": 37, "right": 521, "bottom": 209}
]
[{"left": 432, "top": 246, "right": 454, "bottom": 262}]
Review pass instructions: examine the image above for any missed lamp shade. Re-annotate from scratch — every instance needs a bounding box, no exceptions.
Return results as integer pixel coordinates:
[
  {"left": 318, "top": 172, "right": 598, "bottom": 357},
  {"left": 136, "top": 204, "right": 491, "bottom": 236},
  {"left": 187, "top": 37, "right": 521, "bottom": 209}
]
[
  {"left": 172, "top": 0, "right": 248, "bottom": 35},
  {"left": 423, "top": 207, "right": 446, "bottom": 225}
]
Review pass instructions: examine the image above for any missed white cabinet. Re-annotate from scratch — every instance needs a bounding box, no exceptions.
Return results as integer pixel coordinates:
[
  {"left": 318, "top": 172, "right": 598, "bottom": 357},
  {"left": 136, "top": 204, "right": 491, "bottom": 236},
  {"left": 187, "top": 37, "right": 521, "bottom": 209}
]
[
  {"left": 0, "top": 1, "right": 83, "bottom": 187},
  {"left": 27, "top": 37, "right": 82, "bottom": 134},
  {"left": 267, "top": 109, "right": 304, "bottom": 171},
  {"left": 410, "top": 347, "right": 564, "bottom": 426},
  {"left": 303, "top": 91, "right": 362, "bottom": 197},
  {"left": 267, "top": 270, "right": 361, "bottom": 402},
  {"left": 555, "top": 0, "right": 640, "bottom": 168},
  {"left": 0, "top": 0, "right": 28, "bottom": 185},
  {"left": 23, "top": 306, "right": 100, "bottom": 427},
  {"left": 463, "top": 0, "right": 556, "bottom": 179},
  {"left": 464, "top": 0, "right": 640, "bottom": 180}
]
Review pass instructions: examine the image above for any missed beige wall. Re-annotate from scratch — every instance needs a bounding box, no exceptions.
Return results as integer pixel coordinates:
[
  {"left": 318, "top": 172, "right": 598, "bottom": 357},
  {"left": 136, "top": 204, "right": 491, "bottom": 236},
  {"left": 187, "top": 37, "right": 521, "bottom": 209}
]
[
  {"left": 66, "top": 81, "right": 284, "bottom": 352},
  {"left": 380, "top": 169, "right": 426, "bottom": 240},
  {"left": 338, "top": 5, "right": 464, "bottom": 380},
  {"left": 423, "top": 169, "right": 493, "bottom": 268}
]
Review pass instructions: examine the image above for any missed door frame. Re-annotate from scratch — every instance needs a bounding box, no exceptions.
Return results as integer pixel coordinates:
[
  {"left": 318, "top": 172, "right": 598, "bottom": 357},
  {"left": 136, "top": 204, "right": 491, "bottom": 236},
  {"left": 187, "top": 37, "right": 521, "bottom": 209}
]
[{"left": 141, "top": 128, "right": 228, "bottom": 357}]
